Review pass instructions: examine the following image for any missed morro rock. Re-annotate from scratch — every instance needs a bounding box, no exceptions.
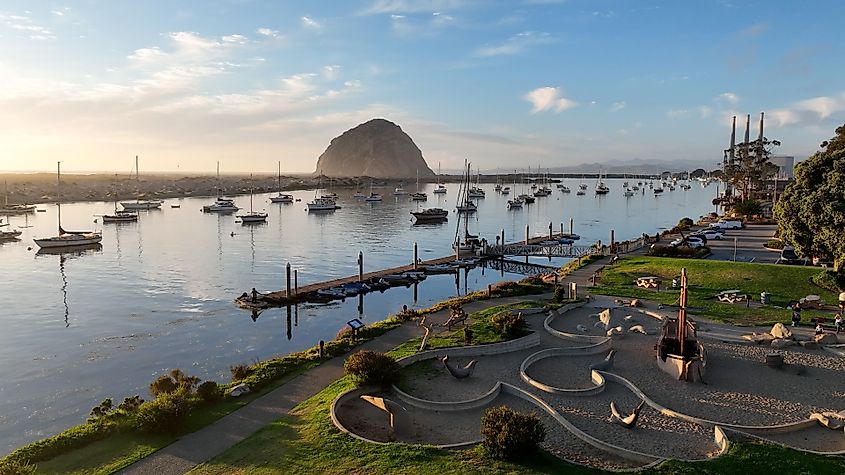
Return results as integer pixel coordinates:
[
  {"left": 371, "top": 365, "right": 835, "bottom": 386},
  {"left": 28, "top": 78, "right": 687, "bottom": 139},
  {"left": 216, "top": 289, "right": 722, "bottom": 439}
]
[{"left": 313, "top": 119, "right": 435, "bottom": 179}]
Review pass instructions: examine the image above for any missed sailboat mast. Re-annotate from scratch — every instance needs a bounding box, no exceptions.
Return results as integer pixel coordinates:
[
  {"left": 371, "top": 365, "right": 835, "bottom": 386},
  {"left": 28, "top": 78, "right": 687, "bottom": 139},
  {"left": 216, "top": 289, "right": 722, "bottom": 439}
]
[
  {"left": 56, "top": 161, "right": 62, "bottom": 235},
  {"left": 249, "top": 174, "right": 254, "bottom": 213},
  {"left": 277, "top": 161, "right": 281, "bottom": 192},
  {"left": 216, "top": 161, "right": 221, "bottom": 199}
]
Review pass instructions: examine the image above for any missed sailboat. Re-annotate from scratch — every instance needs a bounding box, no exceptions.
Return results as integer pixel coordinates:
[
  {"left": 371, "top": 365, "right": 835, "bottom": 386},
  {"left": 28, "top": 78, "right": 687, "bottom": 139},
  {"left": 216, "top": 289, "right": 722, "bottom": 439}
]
[
  {"left": 410, "top": 169, "right": 427, "bottom": 201},
  {"left": 433, "top": 162, "right": 447, "bottom": 194},
  {"left": 1, "top": 181, "right": 36, "bottom": 214},
  {"left": 307, "top": 174, "right": 340, "bottom": 211},
  {"left": 237, "top": 176, "right": 268, "bottom": 223},
  {"left": 365, "top": 180, "right": 383, "bottom": 202},
  {"left": 121, "top": 156, "right": 163, "bottom": 210},
  {"left": 203, "top": 162, "right": 240, "bottom": 212},
  {"left": 467, "top": 168, "right": 485, "bottom": 198},
  {"left": 494, "top": 168, "right": 502, "bottom": 192},
  {"left": 103, "top": 175, "right": 139, "bottom": 223},
  {"left": 393, "top": 181, "right": 409, "bottom": 195},
  {"left": 270, "top": 161, "right": 294, "bottom": 203},
  {"left": 34, "top": 162, "right": 103, "bottom": 249},
  {"left": 595, "top": 169, "right": 610, "bottom": 195},
  {"left": 453, "top": 160, "right": 483, "bottom": 255},
  {"left": 579, "top": 175, "right": 588, "bottom": 191}
]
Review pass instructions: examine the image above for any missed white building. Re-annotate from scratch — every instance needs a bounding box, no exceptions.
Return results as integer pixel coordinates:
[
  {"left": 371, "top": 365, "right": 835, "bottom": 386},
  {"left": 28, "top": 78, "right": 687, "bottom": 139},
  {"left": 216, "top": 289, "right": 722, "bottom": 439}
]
[{"left": 769, "top": 156, "right": 794, "bottom": 179}]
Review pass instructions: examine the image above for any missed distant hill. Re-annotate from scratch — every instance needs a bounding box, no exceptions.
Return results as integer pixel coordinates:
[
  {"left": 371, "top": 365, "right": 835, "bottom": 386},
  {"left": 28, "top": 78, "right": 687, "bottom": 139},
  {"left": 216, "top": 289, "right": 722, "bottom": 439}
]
[{"left": 313, "top": 119, "right": 435, "bottom": 179}]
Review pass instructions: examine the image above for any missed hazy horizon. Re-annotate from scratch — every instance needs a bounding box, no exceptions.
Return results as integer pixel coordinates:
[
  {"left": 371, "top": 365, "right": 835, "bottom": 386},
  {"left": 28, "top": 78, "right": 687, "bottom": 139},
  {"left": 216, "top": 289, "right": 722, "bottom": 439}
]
[{"left": 1, "top": 1, "right": 841, "bottom": 173}]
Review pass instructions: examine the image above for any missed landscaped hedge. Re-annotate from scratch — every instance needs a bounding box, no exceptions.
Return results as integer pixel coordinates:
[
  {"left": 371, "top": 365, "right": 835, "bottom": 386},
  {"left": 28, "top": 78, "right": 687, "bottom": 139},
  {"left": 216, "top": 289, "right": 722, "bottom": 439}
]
[
  {"left": 765, "top": 239, "right": 784, "bottom": 250},
  {"left": 647, "top": 245, "right": 710, "bottom": 259}
]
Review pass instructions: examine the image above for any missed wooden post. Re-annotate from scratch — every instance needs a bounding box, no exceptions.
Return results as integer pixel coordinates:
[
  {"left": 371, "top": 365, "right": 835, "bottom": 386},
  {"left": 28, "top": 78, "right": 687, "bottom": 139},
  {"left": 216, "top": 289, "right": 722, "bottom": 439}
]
[
  {"left": 286, "top": 262, "right": 291, "bottom": 298},
  {"left": 413, "top": 242, "right": 418, "bottom": 270},
  {"left": 500, "top": 228, "right": 505, "bottom": 246},
  {"left": 569, "top": 217, "right": 574, "bottom": 235},
  {"left": 560, "top": 222, "right": 563, "bottom": 235},
  {"left": 548, "top": 222, "right": 552, "bottom": 240},
  {"left": 525, "top": 224, "right": 529, "bottom": 245},
  {"left": 294, "top": 269, "right": 298, "bottom": 295},
  {"left": 487, "top": 284, "right": 492, "bottom": 297},
  {"left": 610, "top": 229, "right": 615, "bottom": 254},
  {"left": 358, "top": 251, "right": 363, "bottom": 282}
]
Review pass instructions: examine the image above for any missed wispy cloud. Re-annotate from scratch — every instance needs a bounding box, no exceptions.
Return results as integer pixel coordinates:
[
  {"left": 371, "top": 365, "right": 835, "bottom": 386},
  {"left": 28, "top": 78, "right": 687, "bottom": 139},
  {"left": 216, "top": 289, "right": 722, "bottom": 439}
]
[
  {"left": 666, "top": 109, "right": 689, "bottom": 119},
  {"left": 768, "top": 91, "right": 845, "bottom": 127},
  {"left": 361, "top": 0, "right": 468, "bottom": 15},
  {"left": 718, "top": 92, "right": 740, "bottom": 104},
  {"left": 524, "top": 86, "right": 576, "bottom": 113},
  {"left": 389, "top": 11, "right": 457, "bottom": 37},
  {"left": 610, "top": 101, "right": 626, "bottom": 112},
  {"left": 736, "top": 22, "right": 769, "bottom": 38},
  {"left": 256, "top": 27, "right": 280, "bottom": 38},
  {"left": 301, "top": 16, "right": 322, "bottom": 29},
  {"left": 0, "top": 12, "right": 56, "bottom": 40},
  {"left": 475, "top": 31, "right": 553, "bottom": 57}
]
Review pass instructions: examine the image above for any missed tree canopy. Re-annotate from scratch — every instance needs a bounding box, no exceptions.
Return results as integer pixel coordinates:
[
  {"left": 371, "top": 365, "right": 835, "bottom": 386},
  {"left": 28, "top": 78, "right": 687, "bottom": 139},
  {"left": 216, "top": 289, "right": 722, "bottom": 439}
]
[{"left": 774, "top": 124, "right": 845, "bottom": 272}]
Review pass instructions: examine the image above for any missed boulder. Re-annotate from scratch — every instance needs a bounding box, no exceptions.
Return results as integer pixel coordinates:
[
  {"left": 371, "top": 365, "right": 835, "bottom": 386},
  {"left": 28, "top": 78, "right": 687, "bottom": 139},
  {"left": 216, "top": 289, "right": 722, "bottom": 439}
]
[
  {"left": 743, "top": 332, "right": 775, "bottom": 345},
  {"left": 770, "top": 323, "right": 792, "bottom": 339},
  {"left": 313, "top": 119, "right": 435, "bottom": 179},
  {"left": 630, "top": 299, "right": 643, "bottom": 308},
  {"left": 815, "top": 333, "right": 839, "bottom": 345},
  {"left": 227, "top": 382, "right": 251, "bottom": 397},
  {"left": 771, "top": 338, "right": 795, "bottom": 349},
  {"left": 798, "top": 341, "right": 818, "bottom": 350},
  {"left": 810, "top": 412, "right": 845, "bottom": 430}
]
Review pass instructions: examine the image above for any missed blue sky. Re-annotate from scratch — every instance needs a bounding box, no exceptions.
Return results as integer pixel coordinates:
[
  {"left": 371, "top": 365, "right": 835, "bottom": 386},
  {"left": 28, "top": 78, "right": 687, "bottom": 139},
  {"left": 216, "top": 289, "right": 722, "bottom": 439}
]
[{"left": 0, "top": 0, "right": 843, "bottom": 173}]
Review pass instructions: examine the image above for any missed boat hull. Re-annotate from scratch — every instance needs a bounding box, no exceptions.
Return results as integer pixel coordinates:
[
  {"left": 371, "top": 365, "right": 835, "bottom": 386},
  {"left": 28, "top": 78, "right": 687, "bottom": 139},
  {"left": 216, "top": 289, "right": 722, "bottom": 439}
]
[
  {"left": 120, "top": 201, "right": 162, "bottom": 210},
  {"left": 34, "top": 233, "right": 103, "bottom": 248}
]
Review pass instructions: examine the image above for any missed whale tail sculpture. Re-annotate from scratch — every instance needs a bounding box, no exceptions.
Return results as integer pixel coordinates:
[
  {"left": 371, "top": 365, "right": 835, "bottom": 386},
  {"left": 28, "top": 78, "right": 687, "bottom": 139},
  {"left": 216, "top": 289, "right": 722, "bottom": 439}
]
[
  {"left": 589, "top": 349, "right": 616, "bottom": 371},
  {"left": 441, "top": 355, "right": 478, "bottom": 379},
  {"left": 609, "top": 399, "right": 646, "bottom": 429}
]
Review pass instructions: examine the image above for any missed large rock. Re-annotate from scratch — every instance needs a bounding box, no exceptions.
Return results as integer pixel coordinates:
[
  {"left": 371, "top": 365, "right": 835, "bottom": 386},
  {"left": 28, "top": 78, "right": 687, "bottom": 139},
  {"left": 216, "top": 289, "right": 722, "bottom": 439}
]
[
  {"left": 770, "top": 323, "right": 792, "bottom": 339},
  {"left": 771, "top": 338, "right": 795, "bottom": 349},
  {"left": 313, "top": 119, "right": 435, "bottom": 179}
]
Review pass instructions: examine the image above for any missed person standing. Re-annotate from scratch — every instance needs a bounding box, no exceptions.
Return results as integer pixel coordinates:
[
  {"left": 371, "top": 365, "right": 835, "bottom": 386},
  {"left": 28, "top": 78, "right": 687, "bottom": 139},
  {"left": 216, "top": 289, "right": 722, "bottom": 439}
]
[
  {"left": 838, "top": 289, "right": 845, "bottom": 316},
  {"left": 791, "top": 302, "right": 802, "bottom": 327},
  {"left": 835, "top": 314, "right": 843, "bottom": 334}
]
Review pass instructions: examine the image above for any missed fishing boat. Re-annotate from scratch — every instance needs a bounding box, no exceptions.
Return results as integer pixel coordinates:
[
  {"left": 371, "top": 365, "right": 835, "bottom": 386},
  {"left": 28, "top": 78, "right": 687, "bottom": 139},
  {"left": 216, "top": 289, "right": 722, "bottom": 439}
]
[
  {"left": 0, "top": 181, "right": 36, "bottom": 214},
  {"left": 656, "top": 268, "right": 707, "bottom": 382},
  {"left": 270, "top": 161, "right": 294, "bottom": 203},
  {"left": 121, "top": 156, "right": 163, "bottom": 210},
  {"left": 237, "top": 175, "right": 268, "bottom": 224},
  {"left": 34, "top": 162, "right": 103, "bottom": 249},
  {"left": 411, "top": 207, "right": 448, "bottom": 223}
]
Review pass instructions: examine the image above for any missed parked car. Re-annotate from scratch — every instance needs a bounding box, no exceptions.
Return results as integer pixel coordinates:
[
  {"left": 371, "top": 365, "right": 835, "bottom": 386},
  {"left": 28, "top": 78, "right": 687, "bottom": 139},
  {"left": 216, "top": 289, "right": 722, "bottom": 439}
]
[
  {"left": 709, "top": 219, "right": 743, "bottom": 230},
  {"left": 669, "top": 237, "right": 704, "bottom": 248},
  {"left": 692, "top": 229, "right": 724, "bottom": 240},
  {"left": 777, "top": 246, "right": 802, "bottom": 265}
]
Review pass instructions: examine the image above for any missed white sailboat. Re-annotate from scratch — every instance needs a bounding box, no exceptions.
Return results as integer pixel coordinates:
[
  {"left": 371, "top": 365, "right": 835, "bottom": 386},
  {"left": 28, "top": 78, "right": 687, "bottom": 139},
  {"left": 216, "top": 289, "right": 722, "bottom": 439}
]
[
  {"left": 103, "top": 175, "right": 138, "bottom": 223},
  {"left": 467, "top": 168, "right": 485, "bottom": 198},
  {"left": 453, "top": 160, "right": 483, "bottom": 256},
  {"left": 410, "top": 169, "right": 427, "bottom": 201},
  {"left": 365, "top": 180, "right": 382, "bottom": 202},
  {"left": 1, "top": 181, "right": 36, "bottom": 214},
  {"left": 307, "top": 174, "right": 340, "bottom": 211},
  {"left": 595, "top": 169, "right": 610, "bottom": 195},
  {"left": 203, "top": 162, "right": 241, "bottom": 213},
  {"left": 34, "top": 162, "right": 103, "bottom": 249},
  {"left": 393, "top": 181, "right": 409, "bottom": 195},
  {"left": 121, "top": 156, "right": 163, "bottom": 210},
  {"left": 270, "top": 161, "right": 294, "bottom": 203},
  {"left": 237, "top": 175, "right": 268, "bottom": 223},
  {"left": 433, "top": 162, "right": 447, "bottom": 194}
]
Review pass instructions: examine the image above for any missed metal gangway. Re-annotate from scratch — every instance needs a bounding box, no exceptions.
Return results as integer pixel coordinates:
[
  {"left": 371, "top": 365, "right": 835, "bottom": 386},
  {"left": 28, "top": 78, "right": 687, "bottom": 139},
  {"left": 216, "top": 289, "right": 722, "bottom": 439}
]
[{"left": 483, "top": 242, "right": 598, "bottom": 258}]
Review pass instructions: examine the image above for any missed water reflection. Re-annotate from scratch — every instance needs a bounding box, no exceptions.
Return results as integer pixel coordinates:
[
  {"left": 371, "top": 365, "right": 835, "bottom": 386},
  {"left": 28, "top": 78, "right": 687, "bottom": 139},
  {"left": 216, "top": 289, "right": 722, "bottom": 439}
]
[{"left": 35, "top": 244, "right": 103, "bottom": 328}]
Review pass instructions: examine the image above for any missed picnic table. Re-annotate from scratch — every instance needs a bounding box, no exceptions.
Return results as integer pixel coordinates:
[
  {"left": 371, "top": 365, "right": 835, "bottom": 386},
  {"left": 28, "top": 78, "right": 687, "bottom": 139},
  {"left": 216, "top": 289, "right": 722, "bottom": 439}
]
[
  {"left": 635, "top": 276, "right": 660, "bottom": 289},
  {"left": 717, "top": 289, "right": 746, "bottom": 304}
]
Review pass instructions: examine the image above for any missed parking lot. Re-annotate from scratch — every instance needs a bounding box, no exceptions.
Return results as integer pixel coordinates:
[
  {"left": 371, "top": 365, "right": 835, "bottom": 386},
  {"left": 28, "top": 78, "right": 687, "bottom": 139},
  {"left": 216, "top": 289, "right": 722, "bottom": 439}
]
[{"left": 702, "top": 224, "right": 779, "bottom": 264}]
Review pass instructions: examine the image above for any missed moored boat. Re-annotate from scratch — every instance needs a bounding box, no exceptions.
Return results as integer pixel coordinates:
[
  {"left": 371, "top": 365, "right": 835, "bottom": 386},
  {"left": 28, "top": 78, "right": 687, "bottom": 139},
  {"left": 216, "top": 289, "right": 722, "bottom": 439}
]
[
  {"left": 120, "top": 156, "right": 163, "bottom": 210},
  {"left": 35, "top": 162, "right": 103, "bottom": 249},
  {"left": 411, "top": 207, "right": 448, "bottom": 222}
]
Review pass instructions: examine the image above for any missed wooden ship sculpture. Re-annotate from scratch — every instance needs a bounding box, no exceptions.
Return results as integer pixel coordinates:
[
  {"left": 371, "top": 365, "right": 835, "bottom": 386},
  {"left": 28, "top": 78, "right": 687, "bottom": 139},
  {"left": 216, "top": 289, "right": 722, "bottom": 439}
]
[{"left": 656, "top": 268, "right": 707, "bottom": 382}]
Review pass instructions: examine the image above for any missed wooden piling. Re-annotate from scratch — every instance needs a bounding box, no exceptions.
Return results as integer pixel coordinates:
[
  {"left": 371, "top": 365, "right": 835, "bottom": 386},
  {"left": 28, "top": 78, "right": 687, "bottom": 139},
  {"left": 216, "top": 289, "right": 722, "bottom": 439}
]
[
  {"left": 569, "top": 218, "right": 574, "bottom": 235},
  {"left": 358, "top": 251, "right": 363, "bottom": 282},
  {"left": 413, "top": 242, "right": 418, "bottom": 270},
  {"left": 294, "top": 269, "right": 298, "bottom": 295},
  {"left": 525, "top": 224, "right": 529, "bottom": 245},
  {"left": 286, "top": 262, "right": 291, "bottom": 298},
  {"left": 548, "top": 222, "right": 552, "bottom": 240}
]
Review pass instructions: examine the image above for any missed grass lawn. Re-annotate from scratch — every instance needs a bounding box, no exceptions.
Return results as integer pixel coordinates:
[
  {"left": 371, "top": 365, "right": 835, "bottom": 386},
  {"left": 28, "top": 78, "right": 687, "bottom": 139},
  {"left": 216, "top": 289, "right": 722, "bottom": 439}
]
[{"left": 591, "top": 257, "right": 838, "bottom": 325}]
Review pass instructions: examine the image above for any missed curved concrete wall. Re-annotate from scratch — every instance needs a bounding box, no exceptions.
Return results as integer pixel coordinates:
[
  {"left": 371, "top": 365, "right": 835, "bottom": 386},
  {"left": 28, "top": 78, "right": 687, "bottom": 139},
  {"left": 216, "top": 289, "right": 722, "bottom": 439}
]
[
  {"left": 392, "top": 382, "right": 503, "bottom": 411},
  {"left": 520, "top": 347, "right": 610, "bottom": 396},
  {"left": 397, "top": 332, "right": 541, "bottom": 367}
]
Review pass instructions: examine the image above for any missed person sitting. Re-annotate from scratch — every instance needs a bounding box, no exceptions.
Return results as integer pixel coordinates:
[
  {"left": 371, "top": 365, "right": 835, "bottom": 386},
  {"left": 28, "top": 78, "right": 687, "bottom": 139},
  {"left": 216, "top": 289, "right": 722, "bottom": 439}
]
[{"left": 815, "top": 323, "right": 825, "bottom": 335}]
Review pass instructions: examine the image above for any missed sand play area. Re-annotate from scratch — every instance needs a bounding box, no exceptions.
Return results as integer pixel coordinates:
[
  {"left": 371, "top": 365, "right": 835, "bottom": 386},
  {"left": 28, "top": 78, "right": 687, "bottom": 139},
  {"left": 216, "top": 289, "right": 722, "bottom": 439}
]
[{"left": 332, "top": 297, "right": 845, "bottom": 470}]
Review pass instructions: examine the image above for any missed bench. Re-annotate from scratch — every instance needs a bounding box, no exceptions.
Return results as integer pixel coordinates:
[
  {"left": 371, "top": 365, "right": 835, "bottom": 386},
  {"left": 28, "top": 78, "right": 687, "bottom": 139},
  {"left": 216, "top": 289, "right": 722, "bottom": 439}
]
[
  {"left": 635, "top": 276, "right": 660, "bottom": 289},
  {"left": 717, "top": 290, "right": 746, "bottom": 304}
]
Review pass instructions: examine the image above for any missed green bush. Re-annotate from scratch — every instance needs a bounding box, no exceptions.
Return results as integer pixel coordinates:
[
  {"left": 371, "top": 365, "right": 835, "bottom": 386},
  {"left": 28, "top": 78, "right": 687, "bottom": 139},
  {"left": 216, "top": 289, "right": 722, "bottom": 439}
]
[
  {"left": 766, "top": 239, "right": 784, "bottom": 249},
  {"left": 343, "top": 350, "right": 401, "bottom": 388},
  {"left": 118, "top": 395, "right": 144, "bottom": 412},
  {"left": 197, "top": 381, "right": 222, "bottom": 403},
  {"left": 1, "top": 419, "right": 116, "bottom": 465},
  {"left": 733, "top": 199, "right": 763, "bottom": 216},
  {"left": 0, "top": 458, "right": 36, "bottom": 475},
  {"left": 552, "top": 285, "right": 565, "bottom": 303},
  {"left": 812, "top": 270, "right": 845, "bottom": 292},
  {"left": 230, "top": 364, "right": 252, "bottom": 382},
  {"left": 89, "top": 398, "right": 113, "bottom": 419},
  {"left": 678, "top": 217, "right": 694, "bottom": 227},
  {"left": 148, "top": 375, "right": 177, "bottom": 397},
  {"left": 490, "top": 311, "right": 526, "bottom": 338},
  {"left": 480, "top": 406, "right": 546, "bottom": 460},
  {"left": 134, "top": 389, "right": 192, "bottom": 434}
]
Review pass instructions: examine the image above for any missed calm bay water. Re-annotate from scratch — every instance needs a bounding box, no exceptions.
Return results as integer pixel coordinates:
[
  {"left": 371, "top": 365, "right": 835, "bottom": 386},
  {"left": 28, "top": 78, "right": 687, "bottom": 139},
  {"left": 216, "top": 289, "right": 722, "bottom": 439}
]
[{"left": 0, "top": 178, "right": 718, "bottom": 454}]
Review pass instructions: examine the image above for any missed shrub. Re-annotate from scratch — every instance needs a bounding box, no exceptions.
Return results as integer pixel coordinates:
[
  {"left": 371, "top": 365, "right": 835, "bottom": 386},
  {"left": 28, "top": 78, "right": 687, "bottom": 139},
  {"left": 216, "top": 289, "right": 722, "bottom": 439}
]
[
  {"left": 118, "top": 395, "right": 144, "bottom": 412},
  {"left": 480, "top": 406, "right": 546, "bottom": 460},
  {"left": 490, "top": 280, "right": 519, "bottom": 293},
  {"left": 2, "top": 419, "right": 116, "bottom": 465},
  {"left": 0, "top": 458, "right": 36, "bottom": 475},
  {"left": 335, "top": 325, "right": 354, "bottom": 340},
  {"left": 343, "top": 350, "right": 401, "bottom": 388},
  {"left": 134, "top": 389, "right": 192, "bottom": 434},
  {"left": 812, "top": 270, "right": 845, "bottom": 292},
  {"left": 395, "top": 306, "right": 419, "bottom": 322},
  {"left": 230, "top": 364, "right": 252, "bottom": 382},
  {"left": 149, "top": 375, "right": 177, "bottom": 397},
  {"left": 733, "top": 199, "right": 762, "bottom": 217},
  {"left": 89, "top": 398, "right": 113, "bottom": 419},
  {"left": 552, "top": 285, "right": 565, "bottom": 303},
  {"left": 490, "top": 311, "right": 526, "bottom": 338},
  {"left": 766, "top": 239, "right": 784, "bottom": 249},
  {"left": 678, "top": 217, "right": 694, "bottom": 227},
  {"left": 197, "top": 381, "right": 222, "bottom": 403},
  {"left": 519, "top": 276, "right": 544, "bottom": 286}
]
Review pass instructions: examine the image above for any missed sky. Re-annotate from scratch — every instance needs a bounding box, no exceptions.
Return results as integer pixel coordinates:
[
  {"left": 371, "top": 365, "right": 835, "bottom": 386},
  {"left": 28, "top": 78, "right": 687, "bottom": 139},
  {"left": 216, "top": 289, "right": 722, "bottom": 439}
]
[{"left": 1, "top": 0, "right": 844, "bottom": 173}]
